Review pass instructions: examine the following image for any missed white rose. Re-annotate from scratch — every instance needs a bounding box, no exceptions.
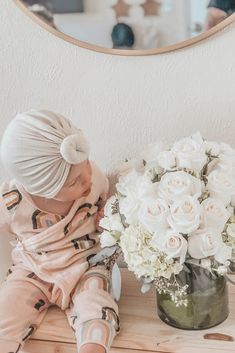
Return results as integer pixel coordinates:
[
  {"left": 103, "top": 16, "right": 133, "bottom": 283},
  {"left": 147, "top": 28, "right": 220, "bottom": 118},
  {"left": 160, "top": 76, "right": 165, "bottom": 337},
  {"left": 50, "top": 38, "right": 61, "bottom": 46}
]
[
  {"left": 207, "top": 170, "right": 234, "bottom": 206},
  {"left": 204, "top": 141, "right": 221, "bottom": 156},
  {"left": 118, "top": 158, "right": 145, "bottom": 177},
  {"left": 172, "top": 133, "right": 207, "bottom": 172},
  {"left": 191, "top": 132, "right": 204, "bottom": 144},
  {"left": 99, "top": 231, "right": 117, "bottom": 248},
  {"left": 188, "top": 228, "right": 221, "bottom": 259},
  {"left": 99, "top": 214, "right": 124, "bottom": 233},
  {"left": 118, "top": 173, "right": 159, "bottom": 225},
  {"left": 116, "top": 170, "right": 139, "bottom": 196},
  {"left": 201, "top": 198, "right": 230, "bottom": 233},
  {"left": 117, "top": 171, "right": 158, "bottom": 200},
  {"left": 140, "top": 141, "right": 166, "bottom": 168},
  {"left": 168, "top": 196, "right": 201, "bottom": 234},
  {"left": 119, "top": 194, "right": 140, "bottom": 224},
  {"left": 220, "top": 142, "right": 235, "bottom": 157},
  {"left": 215, "top": 154, "right": 235, "bottom": 177},
  {"left": 227, "top": 223, "right": 235, "bottom": 238},
  {"left": 157, "top": 151, "right": 176, "bottom": 170},
  {"left": 151, "top": 230, "right": 187, "bottom": 264},
  {"left": 158, "top": 171, "right": 202, "bottom": 204},
  {"left": 138, "top": 198, "right": 169, "bottom": 233},
  {"left": 135, "top": 175, "right": 159, "bottom": 200}
]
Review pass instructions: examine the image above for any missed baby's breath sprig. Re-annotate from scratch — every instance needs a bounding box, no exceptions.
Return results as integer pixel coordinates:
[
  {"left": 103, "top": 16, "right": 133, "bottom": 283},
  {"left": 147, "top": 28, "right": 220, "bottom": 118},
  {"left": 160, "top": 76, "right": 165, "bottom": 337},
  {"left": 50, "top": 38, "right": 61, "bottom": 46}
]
[
  {"left": 111, "top": 198, "right": 119, "bottom": 215},
  {"left": 112, "top": 194, "right": 128, "bottom": 229},
  {"left": 154, "top": 275, "right": 188, "bottom": 307}
]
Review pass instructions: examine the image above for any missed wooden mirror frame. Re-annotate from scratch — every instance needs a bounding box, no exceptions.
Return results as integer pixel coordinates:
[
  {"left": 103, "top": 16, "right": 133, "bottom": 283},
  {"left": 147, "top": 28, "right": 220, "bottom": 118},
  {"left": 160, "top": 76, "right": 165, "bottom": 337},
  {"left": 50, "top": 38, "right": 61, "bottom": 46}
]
[{"left": 14, "top": 0, "right": 235, "bottom": 56}]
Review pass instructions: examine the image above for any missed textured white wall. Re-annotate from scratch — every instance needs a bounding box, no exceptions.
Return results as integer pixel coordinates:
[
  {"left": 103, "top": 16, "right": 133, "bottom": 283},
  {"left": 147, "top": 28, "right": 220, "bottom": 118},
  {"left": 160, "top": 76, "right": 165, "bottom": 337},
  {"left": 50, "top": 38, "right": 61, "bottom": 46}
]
[{"left": 0, "top": 0, "right": 235, "bottom": 281}]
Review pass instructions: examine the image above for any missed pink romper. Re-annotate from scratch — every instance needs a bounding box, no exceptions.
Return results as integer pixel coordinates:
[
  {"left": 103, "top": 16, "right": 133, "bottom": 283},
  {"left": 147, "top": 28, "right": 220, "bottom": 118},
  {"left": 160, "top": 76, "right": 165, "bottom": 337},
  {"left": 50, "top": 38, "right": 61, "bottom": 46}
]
[{"left": 0, "top": 162, "right": 119, "bottom": 353}]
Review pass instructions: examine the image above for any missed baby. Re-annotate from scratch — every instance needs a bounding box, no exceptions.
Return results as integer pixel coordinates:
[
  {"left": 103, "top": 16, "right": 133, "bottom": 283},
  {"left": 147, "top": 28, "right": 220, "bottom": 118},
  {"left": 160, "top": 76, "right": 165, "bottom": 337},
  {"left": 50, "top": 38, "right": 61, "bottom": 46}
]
[{"left": 0, "top": 110, "right": 120, "bottom": 353}]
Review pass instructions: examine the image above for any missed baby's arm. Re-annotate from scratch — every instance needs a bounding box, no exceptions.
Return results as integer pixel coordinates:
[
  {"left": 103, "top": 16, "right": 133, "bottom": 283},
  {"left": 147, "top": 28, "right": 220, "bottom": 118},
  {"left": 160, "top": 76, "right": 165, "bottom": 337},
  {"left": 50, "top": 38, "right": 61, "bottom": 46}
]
[
  {"left": 95, "top": 189, "right": 108, "bottom": 233},
  {"left": 96, "top": 207, "right": 105, "bottom": 233}
]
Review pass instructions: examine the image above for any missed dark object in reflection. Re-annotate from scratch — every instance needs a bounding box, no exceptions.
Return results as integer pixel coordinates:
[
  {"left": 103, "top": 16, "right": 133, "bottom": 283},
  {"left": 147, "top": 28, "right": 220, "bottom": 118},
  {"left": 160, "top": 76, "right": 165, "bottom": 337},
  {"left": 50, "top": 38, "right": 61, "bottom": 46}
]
[
  {"left": 21, "top": 0, "right": 84, "bottom": 29},
  {"left": 111, "top": 23, "right": 135, "bottom": 49},
  {"left": 22, "top": 0, "right": 83, "bottom": 14},
  {"left": 22, "top": 1, "right": 56, "bottom": 28},
  {"left": 206, "top": 0, "right": 235, "bottom": 30},
  {"left": 208, "top": 0, "right": 235, "bottom": 15}
]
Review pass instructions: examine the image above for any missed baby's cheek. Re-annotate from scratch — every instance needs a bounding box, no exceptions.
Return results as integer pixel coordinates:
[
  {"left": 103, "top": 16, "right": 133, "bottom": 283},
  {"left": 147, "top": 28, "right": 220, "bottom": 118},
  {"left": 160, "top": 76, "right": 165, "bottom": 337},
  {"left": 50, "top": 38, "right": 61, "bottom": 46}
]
[{"left": 73, "top": 189, "right": 83, "bottom": 199}]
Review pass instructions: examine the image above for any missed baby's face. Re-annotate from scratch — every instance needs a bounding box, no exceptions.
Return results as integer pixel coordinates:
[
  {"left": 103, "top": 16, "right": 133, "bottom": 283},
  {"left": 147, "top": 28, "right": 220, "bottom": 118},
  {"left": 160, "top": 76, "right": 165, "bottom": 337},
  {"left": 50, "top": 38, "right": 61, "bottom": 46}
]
[{"left": 54, "top": 160, "right": 92, "bottom": 202}]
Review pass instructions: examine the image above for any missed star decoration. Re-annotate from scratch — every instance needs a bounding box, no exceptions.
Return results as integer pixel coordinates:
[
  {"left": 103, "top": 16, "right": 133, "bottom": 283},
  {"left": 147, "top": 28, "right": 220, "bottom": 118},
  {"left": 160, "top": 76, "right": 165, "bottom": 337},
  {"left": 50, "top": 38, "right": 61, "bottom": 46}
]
[
  {"left": 141, "top": 0, "right": 161, "bottom": 16},
  {"left": 112, "top": 0, "right": 131, "bottom": 18}
]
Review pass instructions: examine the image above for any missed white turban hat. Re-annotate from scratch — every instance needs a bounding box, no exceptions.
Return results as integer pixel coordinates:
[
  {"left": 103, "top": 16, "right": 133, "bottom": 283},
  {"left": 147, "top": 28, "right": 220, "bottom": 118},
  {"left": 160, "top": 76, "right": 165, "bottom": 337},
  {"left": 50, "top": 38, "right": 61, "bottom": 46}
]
[{"left": 0, "top": 110, "right": 90, "bottom": 198}]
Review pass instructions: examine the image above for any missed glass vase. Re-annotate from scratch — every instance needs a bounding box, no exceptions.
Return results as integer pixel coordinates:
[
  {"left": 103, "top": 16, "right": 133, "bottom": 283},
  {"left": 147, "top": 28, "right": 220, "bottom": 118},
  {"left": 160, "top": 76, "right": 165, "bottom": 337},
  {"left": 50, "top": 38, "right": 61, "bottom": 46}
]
[{"left": 157, "top": 263, "right": 229, "bottom": 330}]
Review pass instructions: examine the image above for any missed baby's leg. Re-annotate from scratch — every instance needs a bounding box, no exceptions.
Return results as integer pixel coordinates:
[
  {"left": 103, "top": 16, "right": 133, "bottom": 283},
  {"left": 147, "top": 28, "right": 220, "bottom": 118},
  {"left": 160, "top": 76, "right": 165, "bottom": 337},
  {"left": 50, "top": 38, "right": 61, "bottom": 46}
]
[
  {"left": 0, "top": 268, "right": 51, "bottom": 353},
  {"left": 66, "top": 265, "right": 120, "bottom": 353}
]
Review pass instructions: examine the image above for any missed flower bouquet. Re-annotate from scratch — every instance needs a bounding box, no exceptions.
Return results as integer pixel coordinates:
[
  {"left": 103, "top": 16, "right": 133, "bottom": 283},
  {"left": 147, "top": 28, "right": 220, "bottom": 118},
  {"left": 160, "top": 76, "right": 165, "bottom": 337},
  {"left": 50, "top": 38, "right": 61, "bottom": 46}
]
[{"left": 98, "top": 133, "right": 235, "bottom": 329}]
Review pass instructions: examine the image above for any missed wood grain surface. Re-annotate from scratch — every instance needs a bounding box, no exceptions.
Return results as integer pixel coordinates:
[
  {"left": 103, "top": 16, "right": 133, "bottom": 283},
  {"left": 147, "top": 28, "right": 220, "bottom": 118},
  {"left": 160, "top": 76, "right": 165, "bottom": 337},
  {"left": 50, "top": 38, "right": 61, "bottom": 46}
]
[{"left": 23, "top": 269, "right": 235, "bottom": 353}]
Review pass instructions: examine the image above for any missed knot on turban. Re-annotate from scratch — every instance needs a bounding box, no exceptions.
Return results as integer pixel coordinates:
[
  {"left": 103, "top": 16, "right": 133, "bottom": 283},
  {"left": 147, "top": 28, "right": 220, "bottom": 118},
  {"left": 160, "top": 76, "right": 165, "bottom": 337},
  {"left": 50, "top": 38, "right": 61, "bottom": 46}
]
[{"left": 60, "top": 133, "right": 89, "bottom": 164}]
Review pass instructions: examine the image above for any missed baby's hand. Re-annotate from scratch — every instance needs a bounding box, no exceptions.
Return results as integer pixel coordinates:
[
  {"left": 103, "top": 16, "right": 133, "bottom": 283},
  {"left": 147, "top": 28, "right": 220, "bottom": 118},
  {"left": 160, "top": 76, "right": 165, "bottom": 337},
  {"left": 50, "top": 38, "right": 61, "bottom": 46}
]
[
  {"left": 96, "top": 197, "right": 106, "bottom": 211},
  {"left": 95, "top": 207, "right": 105, "bottom": 233}
]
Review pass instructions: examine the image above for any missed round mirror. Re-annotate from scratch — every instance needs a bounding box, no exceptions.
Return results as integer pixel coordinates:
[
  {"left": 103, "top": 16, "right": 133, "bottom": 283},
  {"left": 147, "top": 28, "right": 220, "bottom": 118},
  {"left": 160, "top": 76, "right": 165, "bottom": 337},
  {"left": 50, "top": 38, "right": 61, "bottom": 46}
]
[{"left": 16, "top": 0, "right": 235, "bottom": 54}]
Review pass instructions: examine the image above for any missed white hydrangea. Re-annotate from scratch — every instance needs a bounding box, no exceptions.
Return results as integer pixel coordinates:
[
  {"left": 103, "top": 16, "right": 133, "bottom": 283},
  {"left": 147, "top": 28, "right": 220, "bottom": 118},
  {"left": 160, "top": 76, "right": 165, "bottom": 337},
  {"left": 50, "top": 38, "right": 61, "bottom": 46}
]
[{"left": 120, "top": 224, "right": 182, "bottom": 280}]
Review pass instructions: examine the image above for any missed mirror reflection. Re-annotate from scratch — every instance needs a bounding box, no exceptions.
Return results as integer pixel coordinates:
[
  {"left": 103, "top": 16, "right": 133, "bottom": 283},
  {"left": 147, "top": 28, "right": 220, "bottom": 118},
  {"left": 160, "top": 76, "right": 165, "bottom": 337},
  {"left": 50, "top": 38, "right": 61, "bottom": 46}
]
[{"left": 21, "top": 0, "right": 235, "bottom": 50}]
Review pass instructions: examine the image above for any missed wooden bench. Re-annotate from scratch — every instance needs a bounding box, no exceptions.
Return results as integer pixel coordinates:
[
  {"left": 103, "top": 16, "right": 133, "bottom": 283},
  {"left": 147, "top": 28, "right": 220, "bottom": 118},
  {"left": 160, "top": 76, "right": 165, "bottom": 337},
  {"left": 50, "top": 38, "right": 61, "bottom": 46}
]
[{"left": 22, "top": 269, "right": 235, "bottom": 353}]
